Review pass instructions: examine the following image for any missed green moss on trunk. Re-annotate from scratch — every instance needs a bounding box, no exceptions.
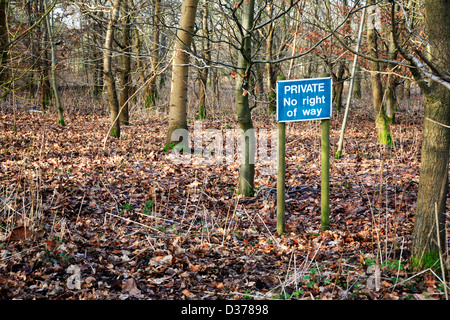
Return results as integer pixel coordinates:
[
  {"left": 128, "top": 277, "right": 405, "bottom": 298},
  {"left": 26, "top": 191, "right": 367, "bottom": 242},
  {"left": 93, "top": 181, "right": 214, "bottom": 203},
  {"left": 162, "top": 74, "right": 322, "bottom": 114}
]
[
  {"left": 411, "top": 250, "right": 442, "bottom": 271},
  {"left": 197, "top": 104, "right": 206, "bottom": 120}
]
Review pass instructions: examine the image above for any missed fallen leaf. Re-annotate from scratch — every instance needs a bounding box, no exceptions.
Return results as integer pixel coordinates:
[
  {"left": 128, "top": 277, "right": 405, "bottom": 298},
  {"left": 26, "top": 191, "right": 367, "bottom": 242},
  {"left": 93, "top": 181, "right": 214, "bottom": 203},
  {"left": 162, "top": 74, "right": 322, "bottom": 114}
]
[
  {"left": 182, "top": 289, "right": 196, "bottom": 299},
  {"left": 216, "top": 282, "right": 224, "bottom": 290},
  {"left": 190, "top": 264, "right": 202, "bottom": 272},
  {"left": 123, "top": 278, "right": 141, "bottom": 296},
  {"left": 413, "top": 293, "right": 439, "bottom": 300},
  {"left": 85, "top": 276, "right": 96, "bottom": 285},
  {"left": 5, "top": 226, "right": 33, "bottom": 241},
  {"left": 46, "top": 239, "right": 57, "bottom": 250},
  {"left": 149, "top": 254, "right": 174, "bottom": 267}
]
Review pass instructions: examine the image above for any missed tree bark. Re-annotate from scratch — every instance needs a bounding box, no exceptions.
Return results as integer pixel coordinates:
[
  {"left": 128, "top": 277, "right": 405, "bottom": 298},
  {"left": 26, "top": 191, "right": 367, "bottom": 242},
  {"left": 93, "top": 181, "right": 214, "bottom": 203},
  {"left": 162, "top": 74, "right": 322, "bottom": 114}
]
[
  {"left": 26, "top": 0, "right": 37, "bottom": 98},
  {"left": 145, "top": 0, "right": 161, "bottom": 108},
  {"left": 41, "top": 5, "right": 52, "bottom": 113},
  {"left": 404, "top": 79, "right": 410, "bottom": 99},
  {"left": 335, "top": 4, "right": 366, "bottom": 159},
  {"left": 366, "top": 1, "right": 391, "bottom": 146},
  {"left": 384, "top": 28, "right": 399, "bottom": 124},
  {"left": 235, "top": 0, "right": 255, "bottom": 196},
  {"left": 197, "top": 0, "right": 210, "bottom": 120},
  {"left": 333, "top": 62, "right": 345, "bottom": 112},
  {"left": 353, "top": 65, "right": 362, "bottom": 99},
  {"left": 119, "top": 0, "right": 131, "bottom": 125},
  {"left": 165, "top": 0, "right": 198, "bottom": 149},
  {"left": 0, "top": 0, "right": 9, "bottom": 98},
  {"left": 43, "top": 0, "right": 64, "bottom": 126},
  {"left": 92, "top": 10, "right": 104, "bottom": 99},
  {"left": 134, "top": 27, "right": 146, "bottom": 101},
  {"left": 412, "top": 0, "right": 450, "bottom": 270},
  {"left": 104, "top": 0, "right": 122, "bottom": 138},
  {"left": 265, "top": 2, "right": 276, "bottom": 114}
]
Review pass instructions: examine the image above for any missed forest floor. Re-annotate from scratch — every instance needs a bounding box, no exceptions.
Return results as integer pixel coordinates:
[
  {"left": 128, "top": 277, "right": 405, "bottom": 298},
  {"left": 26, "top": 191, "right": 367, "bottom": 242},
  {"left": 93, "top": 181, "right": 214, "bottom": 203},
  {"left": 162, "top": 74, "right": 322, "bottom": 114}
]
[{"left": 0, "top": 94, "right": 449, "bottom": 301}]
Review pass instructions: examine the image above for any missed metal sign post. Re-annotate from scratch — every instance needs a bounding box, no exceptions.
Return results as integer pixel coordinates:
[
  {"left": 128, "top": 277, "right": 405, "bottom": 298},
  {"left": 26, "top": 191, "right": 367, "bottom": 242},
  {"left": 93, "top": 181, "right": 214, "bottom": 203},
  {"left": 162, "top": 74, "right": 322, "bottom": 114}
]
[{"left": 276, "top": 77, "right": 332, "bottom": 233}]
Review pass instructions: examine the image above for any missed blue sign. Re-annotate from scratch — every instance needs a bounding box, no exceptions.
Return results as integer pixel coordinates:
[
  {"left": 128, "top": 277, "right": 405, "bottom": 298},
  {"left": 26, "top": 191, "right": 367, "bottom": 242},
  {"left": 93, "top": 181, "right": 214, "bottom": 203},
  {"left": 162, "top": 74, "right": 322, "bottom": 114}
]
[{"left": 277, "top": 77, "right": 332, "bottom": 122}]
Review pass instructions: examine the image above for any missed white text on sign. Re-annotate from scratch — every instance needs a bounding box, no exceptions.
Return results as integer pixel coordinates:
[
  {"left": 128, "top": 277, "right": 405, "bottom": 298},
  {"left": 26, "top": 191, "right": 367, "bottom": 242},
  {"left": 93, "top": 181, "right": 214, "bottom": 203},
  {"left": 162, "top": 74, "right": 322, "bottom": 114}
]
[{"left": 277, "top": 77, "right": 332, "bottom": 122}]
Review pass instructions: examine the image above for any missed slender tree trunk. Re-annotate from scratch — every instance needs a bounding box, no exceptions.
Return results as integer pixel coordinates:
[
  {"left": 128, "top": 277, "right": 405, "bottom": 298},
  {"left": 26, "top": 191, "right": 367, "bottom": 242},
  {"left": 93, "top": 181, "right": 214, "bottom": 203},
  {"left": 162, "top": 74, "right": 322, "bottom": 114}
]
[
  {"left": 104, "top": 0, "right": 122, "bottom": 138},
  {"left": 384, "top": 28, "right": 399, "bottom": 124},
  {"left": 287, "top": 7, "right": 301, "bottom": 79},
  {"left": 265, "top": 2, "right": 276, "bottom": 114},
  {"left": 367, "top": 1, "right": 391, "bottom": 145},
  {"left": 404, "top": 78, "right": 410, "bottom": 99},
  {"left": 397, "top": 82, "right": 404, "bottom": 101},
  {"left": 27, "top": 0, "right": 37, "bottom": 98},
  {"left": 412, "top": 0, "right": 450, "bottom": 271},
  {"left": 145, "top": 0, "right": 161, "bottom": 108},
  {"left": 41, "top": 6, "right": 51, "bottom": 113},
  {"left": 165, "top": 0, "right": 198, "bottom": 149},
  {"left": 235, "top": 0, "right": 255, "bottom": 196},
  {"left": 334, "top": 0, "right": 349, "bottom": 113},
  {"left": 119, "top": 0, "right": 131, "bottom": 125},
  {"left": 353, "top": 65, "right": 362, "bottom": 99},
  {"left": 134, "top": 27, "right": 147, "bottom": 101},
  {"left": 92, "top": 18, "right": 104, "bottom": 99},
  {"left": 43, "top": 0, "right": 64, "bottom": 125},
  {"left": 334, "top": 62, "right": 345, "bottom": 111},
  {"left": 41, "top": 61, "right": 51, "bottom": 112},
  {"left": 197, "top": 0, "right": 210, "bottom": 120},
  {"left": 335, "top": 4, "right": 366, "bottom": 159},
  {"left": 0, "top": 0, "right": 9, "bottom": 98}
]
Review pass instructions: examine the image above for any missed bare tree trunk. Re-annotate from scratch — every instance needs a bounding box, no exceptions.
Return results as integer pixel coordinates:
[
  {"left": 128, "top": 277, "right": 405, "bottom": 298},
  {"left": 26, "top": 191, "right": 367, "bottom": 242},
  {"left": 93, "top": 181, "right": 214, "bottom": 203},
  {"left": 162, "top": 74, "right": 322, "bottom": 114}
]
[
  {"left": 333, "top": 62, "right": 345, "bottom": 111},
  {"left": 265, "top": 2, "right": 276, "bottom": 114},
  {"left": 0, "top": 0, "right": 9, "bottom": 98},
  {"left": 335, "top": 4, "right": 366, "bottom": 159},
  {"left": 367, "top": 1, "right": 391, "bottom": 145},
  {"left": 40, "top": 2, "right": 52, "bottom": 113},
  {"left": 104, "top": 0, "right": 122, "bottom": 138},
  {"left": 412, "top": 0, "right": 450, "bottom": 271},
  {"left": 119, "top": 0, "right": 131, "bottom": 125},
  {"left": 43, "top": 0, "right": 64, "bottom": 126},
  {"left": 41, "top": 50, "right": 52, "bottom": 112},
  {"left": 26, "top": 0, "right": 37, "bottom": 98},
  {"left": 353, "top": 64, "right": 362, "bottom": 99},
  {"left": 165, "top": 0, "right": 198, "bottom": 149},
  {"left": 92, "top": 13, "right": 104, "bottom": 100},
  {"left": 145, "top": 0, "right": 161, "bottom": 108},
  {"left": 384, "top": 31, "right": 399, "bottom": 124},
  {"left": 197, "top": 0, "right": 210, "bottom": 120},
  {"left": 404, "top": 78, "right": 410, "bottom": 99},
  {"left": 235, "top": 0, "right": 255, "bottom": 196},
  {"left": 134, "top": 27, "right": 146, "bottom": 101}
]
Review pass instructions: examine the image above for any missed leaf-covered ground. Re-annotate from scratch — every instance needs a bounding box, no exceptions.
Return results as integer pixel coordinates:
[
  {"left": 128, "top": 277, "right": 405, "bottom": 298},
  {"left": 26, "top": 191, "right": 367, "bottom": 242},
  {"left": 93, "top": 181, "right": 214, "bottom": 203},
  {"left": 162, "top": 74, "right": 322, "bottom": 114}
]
[{"left": 0, "top": 95, "right": 449, "bottom": 300}]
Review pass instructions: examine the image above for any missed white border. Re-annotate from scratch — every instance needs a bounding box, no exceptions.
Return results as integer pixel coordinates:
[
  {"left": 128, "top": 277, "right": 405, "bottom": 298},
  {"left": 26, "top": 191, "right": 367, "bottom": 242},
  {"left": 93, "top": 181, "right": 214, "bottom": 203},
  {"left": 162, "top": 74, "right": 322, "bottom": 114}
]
[{"left": 276, "top": 77, "right": 333, "bottom": 122}]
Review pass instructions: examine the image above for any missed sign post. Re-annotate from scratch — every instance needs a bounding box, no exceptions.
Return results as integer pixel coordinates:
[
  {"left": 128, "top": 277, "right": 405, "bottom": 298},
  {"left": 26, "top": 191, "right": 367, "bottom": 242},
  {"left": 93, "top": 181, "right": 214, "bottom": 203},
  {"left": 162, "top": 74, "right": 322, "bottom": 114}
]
[
  {"left": 277, "top": 120, "right": 286, "bottom": 235},
  {"left": 320, "top": 118, "right": 330, "bottom": 231},
  {"left": 276, "top": 75, "right": 286, "bottom": 235},
  {"left": 276, "top": 77, "right": 332, "bottom": 233}
]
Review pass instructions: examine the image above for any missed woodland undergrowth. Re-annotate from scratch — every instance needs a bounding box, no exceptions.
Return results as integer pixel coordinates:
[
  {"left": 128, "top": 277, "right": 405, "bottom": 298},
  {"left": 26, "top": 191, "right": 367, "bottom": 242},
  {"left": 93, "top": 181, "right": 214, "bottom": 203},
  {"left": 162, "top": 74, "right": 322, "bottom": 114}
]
[{"left": 0, "top": 91, "right": 449, "bottom": 300}]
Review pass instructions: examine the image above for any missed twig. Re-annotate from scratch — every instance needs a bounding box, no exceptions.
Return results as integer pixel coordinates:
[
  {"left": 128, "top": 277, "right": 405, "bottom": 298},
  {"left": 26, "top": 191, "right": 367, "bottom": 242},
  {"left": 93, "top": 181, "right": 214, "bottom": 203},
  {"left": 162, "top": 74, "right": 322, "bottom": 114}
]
[
  {"left": 391, "top": 236, "right": 405, "bottom": 293},
  {"left": 435, "top": 202, "right": 448, "bottom": 300},
  {"left": 76, "top": 192, "right": 86, "bottom": 223},
  {"left": 426, "top": 118, "right": 450, "bottom": 129},
  {"left": 388, "top": 268, "right": 433, "bottom": 289},
  {"left": 105, "top": 212, "right": 161, "bottom": 233}
]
